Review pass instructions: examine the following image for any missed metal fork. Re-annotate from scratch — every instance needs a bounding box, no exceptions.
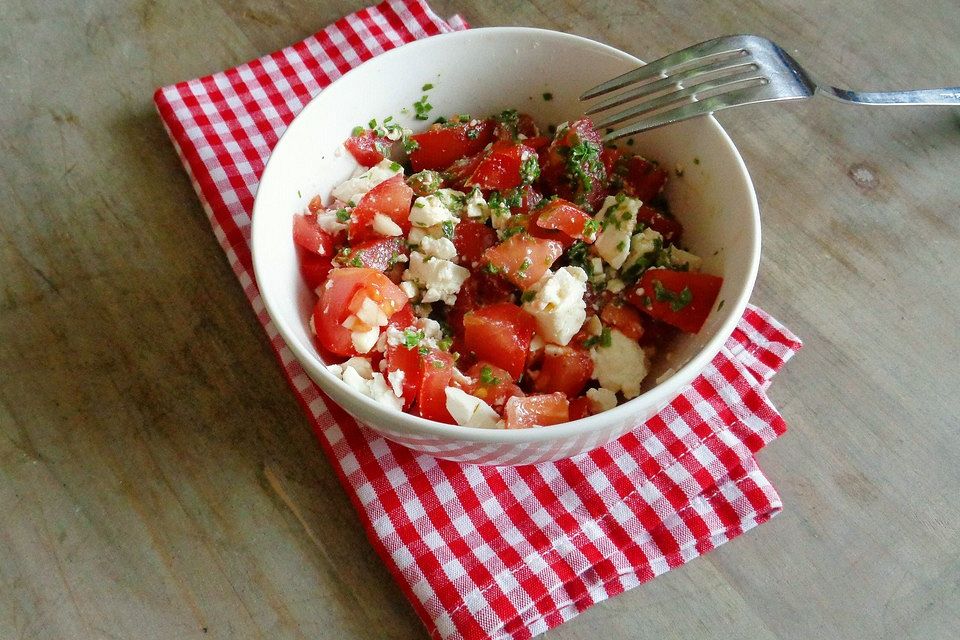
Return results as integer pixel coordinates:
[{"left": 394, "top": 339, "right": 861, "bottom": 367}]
[{"left": 581, "top": 34, "right": 960, "bottom": 142}]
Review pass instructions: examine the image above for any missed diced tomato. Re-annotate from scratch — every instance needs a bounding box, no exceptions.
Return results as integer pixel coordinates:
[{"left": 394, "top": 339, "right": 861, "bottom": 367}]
[
  {"left": 539, "top": 118, "right": 607, "bottom": 211},
  {"left": 293, "top": 213, "right": 335, "bottom": 257},
  {"left": 307, "top": 195, "right": 323, "bottom": 214},
  {"left": 504, "top": 393, "right": 569, "bottom": 428},
  {"left": 600, "top": 301, "right": 645, "bottom": 341},
  {"left": 344, "top": 130, "right": 389, "bottom": 166},
  {"left": 467, "top": 141, "right": 538, "bottom": 191},
  {"left": 464, "top": 362, "right": 523, "bottom": 409},
  {"left": 493, "top": 112, "right": 540, "bottom": 141},
  {"left": 409, "top": 120, "right": 495, "bottom": 171},
  {"left": 623, "top": 156, "right": 669, "bottom": 203},
  {"left": 383, "top": 306, "right": 420, "bottom": 408},
  {"left": 446, "top": 271, "right": 515, "bottom": 336},
  {"left": 627, "top": 269, "right": 723, "bottom": 334},
  {"left": 523, "top": 136, "right": 550, "bottom": 151},
  {"left": 463, "top": 302, "right": 536, "bottom": 380},
  {"left": 600, "top": 147, "right": 624, "bottom": 176},
  {"left": 349, "top": 237, "right": 406, "bottom": 271},
  {"left": 298, "top": 249, "right": 333, "bottom": 290},
  {"left": 535, "top": 198, "right": 597, "bottom": 243},
  {"left": 312, "top": 268, "right": 408, "bottom": 356},
  {"left": 483, "top": 233, "right": 563, "bottom": 290},
  {"left": 349, "top": 176, "right": 414, "bottom": 242},
  {"left": 416, "top": 349, "right": 457, "bottom": 423},
  {"left": 533, "top": 346, "right": 593, "bottom": 397},
  {"left": 636, "top": 205, "right": 683, "bottom": 243},
  {"left": 510, "top": 185, "right": 543, "bottom": 215},
  {"left": 444, "top": 151, "right": 485, "bottom": 189},
  {"left": 568, "top": 396, "right": 593, "bottom": 420},
  {"left": 453, "top": 220, "right": 498, "bottom": 267}
]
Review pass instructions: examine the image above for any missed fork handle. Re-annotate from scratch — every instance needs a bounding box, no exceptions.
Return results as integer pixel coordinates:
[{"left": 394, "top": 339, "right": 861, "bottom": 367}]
[{"left": 818, "top": 86, "right": 960, "bottom": 106}]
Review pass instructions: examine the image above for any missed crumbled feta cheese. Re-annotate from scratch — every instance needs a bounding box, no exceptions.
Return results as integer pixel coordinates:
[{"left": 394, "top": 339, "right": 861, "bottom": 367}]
[
  {"left": 328, "top": 357, "right": 404, "bottom": 410},
  {"left": 664, "top": 245, "right": 702, "bottom": 272},
  {"left": 464, "top": 188, "right": 491, "bottom": 221},
  {"left": 316, "top": 211, "right": 348, "bottom": 236},
  {"left": 419, "top": 317, "right": 444, "bottom": 343},
  {"left": 400, "top": 280, "right": 419, "bottom": 300},
  {"left": 529, "top": 334, "right": 545, "bottom": 353},
  {"left": 387, "top": 369, "right": 406, "bottom": 398},
  {"left": 330, "top": 158, "right": 403, "bottom": 205},
  {"left": 590, "top": 328, "right": 649, "bottom": 399},
  {"left": 607, "top": 278, "right": 625, "bottom": 294},
  {"left": 409, "top": 190, "right": 463, "bottom": 228},
  {"left": 351, "top": 324, "right": 380, "bottom": 354},
  {"left": 419, "top": 236, "right": 457, "bottom": 261},
  {"left": 593, "top": 195, "right": 641, "bottom": 269},
  {"left": 372, "top": 213, "right": 403, "bottom": 237},
  {"left": 445, "top": 387, "right": 502, "bottom": 428},
  {"left": 623, "top": 227, "right": 663, "bottom": 273},
  {"left": 522, "top": 267, "right": 588, "bottom": 346},
  {"left": 587, "top": 387, "right": 618, "bottom": 413},
  {"left": 355, "top": 296, "right": 388, "bottom": 328},
  {"left": 403, "top": 252, "right": 470, "bottom": 305}
]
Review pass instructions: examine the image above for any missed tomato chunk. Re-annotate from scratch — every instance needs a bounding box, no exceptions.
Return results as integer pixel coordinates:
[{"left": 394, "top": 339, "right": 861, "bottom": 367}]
[
  {"left": 409, "top": 120, "right": 495, "bottom": 171},
  {"left": 623, "top": 156, "right": 669, "bottom": 203},
  {"left": 453, "top": 220, "right": 498, "bottom": 267},
  {"left": 463, "top": 302, "right": 536, "bottom": 380},
  {"left": 350, "top": 176, "right": 413, "bottom": 242},
  {"left": 416, "top": 349, "right": 457, "bottom": 423},
  {"left": 463, "top": 362, "right": 523, "bottom": 410},
  {"left": 293, "top": 213, "right": 335, "bottom": 257},
  {"left": 504, "top": 393, "right": 569, "bottom": 428},
  {"left": 344, "top": 130, "right": 389, "bottom": 166},
  {"left": 482, "top": 234, "right": 563, "bottom": 290},
  {"left": 313, "top": 268, "right": 408, "bottom": 356},
  {"left": 568, "top": 396, "right": 593, "bottom": 420},
  {"left": 535, "top": 198, "right": 597, "bottom": 243},
  {"left": 467, "top": 141, "right": 538, "bottom": 191},
  {"left": 533, "top": 346, "right": 593, "bottom": 397},
  {"left": 636, "top": 205, "right": 683, "bottom": 243},
  {"left": 539, "top": 118, "right": 607, "bottom": 211},
  {"left": 298, "top": 250, "right": 332, "bottom": 291},
  {"left": 349, "top": 237, "right": 406, "bottom": 271},
  {"left": 384, "top": 307, "right": 420, "bottom": 408},
  {"left": 599, "top": 301, "right": 645, "bottom": 341},
  {"left": 627, "top": 269, "right": 723, "bottom": 334}
]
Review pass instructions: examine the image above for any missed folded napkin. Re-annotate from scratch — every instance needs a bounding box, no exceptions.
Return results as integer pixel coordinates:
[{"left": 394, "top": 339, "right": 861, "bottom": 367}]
[{"left": 154, "top": 2, "right": 802, "bottom": 638}]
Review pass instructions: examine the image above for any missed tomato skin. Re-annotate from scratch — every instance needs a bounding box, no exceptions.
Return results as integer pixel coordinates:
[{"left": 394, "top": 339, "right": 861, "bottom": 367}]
[
  {"left": 628, "top": 269, "right": 723, "bottom": 334},
  {"left": 534, "top": 198, "right": 596, "bottom": 243},
  {"left": 298, "top": 249, "right": 333, "bottom": 291},
  {"left": 409, "top": 120, "right": 495, "bottom": 171},
  {"left": 504, "top": 393, "right": 569, "bottom": 428},
  {"left": 637, "top": 205, "right": 683, "bottom": 243},
  {"left": 350, "top": 237, "right": 406, "bottom": 271},
  {"left": 463, "top": 362, "right": 523, "bottom": 410},
  {"left": 444, "top": 150, "right": 486, "bottom": 189},
  {"left": 293, "top": 213, "right": 335, "bottom": 257},
  {"left": 463, "top": 302, "right": 536, "bottom": 381},
  {"left": 313, "top": 268, "right": 409, "bottom": 356},
  {"left": 482, "top": 234, "right": 563, "bottom": 290},
  {"left": 453, "top": 220, "right": 498, "bottom": 267},
  {"left": 600, "top": 301, "right": 645, "bottom": 341},
  {"left": 533, "top": 346, "right": 594, "bottom": 397},
  {"left": 467, "top": 141, "right": 537, "bottom": 191},
  {"left": 540, "top": 118, "right": 607, "bottom": 211},
  {"left": 344, "top": 130, "right": 388, "bottom": 166},
  {"left": 416, "top": 349, "right": 457, "bottom": 423},
  {"left": 383, "top": 306, "right": 419, "bottom": 408},
  {"left": 568, "top": 396, "right": 593, "bottom": 420},
  {"left": 623, "top": 156, "right": 669, "bottom": 203},
  {"left": 446, "top": 271, "right": 516, "bottom": 336},
  {"left": 349, "top": 176, "right": 414, "bottom": 242},
  {"left": 600, "top": 147, "right": 624, "bottom": 176}
]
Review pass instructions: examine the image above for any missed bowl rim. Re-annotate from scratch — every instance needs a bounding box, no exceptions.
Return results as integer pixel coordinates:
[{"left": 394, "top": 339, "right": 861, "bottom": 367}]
[{"left": 251, "top": 26, "right": 760, "bottom": 445}]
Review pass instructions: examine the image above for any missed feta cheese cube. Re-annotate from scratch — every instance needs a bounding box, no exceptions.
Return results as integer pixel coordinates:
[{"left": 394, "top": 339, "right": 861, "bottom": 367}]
[
  {"left": 316, "top": 210, "right": 348, "bottom": 235},
  {"left": 400, "top": 280, "right": 419, "bottom": 300},
  {"left": 464, "top": 188, "right": 491, "bottom": 221},
  {"left": 387, "top": 369, "right": 406, "bottom": 398},
  {"left": 328, "top": 357, "right": 403, "bottom": 410},
  {"left": 664, "top": 245, "right": 702, "bottom": 272},
  {"left": 587, "top": 387, "right": 618, "bottom": 413},
  {"left": 522, "top": 267, "right": 588, "bottom": 346},
  {"left": 593, "top": 195, "right": 641, "bottom": 269},
  {"left": 403, "top": 252, "right": 470, "bottom": 305},
  {"left": 590, "top": 328, "right": 649, "bottom": 399},
  {"left": 351, "top": 324, "right": 380, "bottom": 354},
  {"left": 623, "top": 227, "right": 663, "bottom": 273},
  {"left": 409, "top": 189, "right": 464, "bottom": 228},
  {"left": 606, "top": 278, "right": 625, "bottom": 294},
  {"left": 419, "top": 236, "right": 457, "bottom": 261},
  {"left": 330, "top": 159, "right": 403, "bottom": 206},
  {"left": 445, "top": 387, "right": 502, "bottom": 428},
  {"left": 372, "top": 213, "right": 403, "bottom": 237}
]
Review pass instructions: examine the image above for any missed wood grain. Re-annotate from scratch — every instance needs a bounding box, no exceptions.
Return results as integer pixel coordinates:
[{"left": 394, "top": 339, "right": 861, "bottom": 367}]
[{"left": 1, "top": 1, "right": 958, "bottom": 638}]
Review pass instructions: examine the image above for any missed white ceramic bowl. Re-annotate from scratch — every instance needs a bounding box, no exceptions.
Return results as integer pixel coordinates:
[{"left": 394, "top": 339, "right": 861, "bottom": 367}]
[{"left": 251, "top": 27, "right": 760, "bottom": 466}]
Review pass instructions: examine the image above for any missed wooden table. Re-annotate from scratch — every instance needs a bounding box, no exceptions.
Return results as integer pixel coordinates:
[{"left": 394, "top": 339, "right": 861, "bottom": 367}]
[{"left": 2, "top": 1, "right": 959, "bottom": 638}]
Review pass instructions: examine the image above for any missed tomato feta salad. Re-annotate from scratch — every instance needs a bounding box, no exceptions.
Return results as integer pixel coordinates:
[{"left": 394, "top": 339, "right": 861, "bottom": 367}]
[{"left": 292, "top": 110, "right": 723, "bottom": 428}]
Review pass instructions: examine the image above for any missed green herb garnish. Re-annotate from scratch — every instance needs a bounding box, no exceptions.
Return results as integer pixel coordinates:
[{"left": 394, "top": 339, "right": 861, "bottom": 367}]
[
  {"left": 479, "top": 365, "right": 501, "bottom": 385},
  {"left": 584, "top": 327, "right": 612, "bottom": 349},
  {"left": 403, "top": 329, "right": 425, "bottom": 349},
  {"left": 542, "top": 92, "right": 553, "bottom": 101},
  {"left": 413, "top": 95, "right": 432, "bottom": 120},
  {"left": 335, "top": 208, "right": 351, "bottom": 223},
  {"left": 422, "top": 83, "right": 434, "bottom": 91},
  {"left": 653, "top": 280, "right": 693, "bottom": 311},
  {"left": 441, "top": 220, "right": 455, "bottom": 240}
]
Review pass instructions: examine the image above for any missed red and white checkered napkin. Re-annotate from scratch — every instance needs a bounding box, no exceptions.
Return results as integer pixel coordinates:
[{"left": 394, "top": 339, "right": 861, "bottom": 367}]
[{"left": 154, "top": 1, "right": 802, "bottom": 638}]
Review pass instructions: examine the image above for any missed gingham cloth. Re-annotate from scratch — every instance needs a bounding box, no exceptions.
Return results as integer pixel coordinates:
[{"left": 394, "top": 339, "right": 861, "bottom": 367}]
[{"left": 154, "top": 2, "right": 803, "bottom": 638}]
